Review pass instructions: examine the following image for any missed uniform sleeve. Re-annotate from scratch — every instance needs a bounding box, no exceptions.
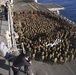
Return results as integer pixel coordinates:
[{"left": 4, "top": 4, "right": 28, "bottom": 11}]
[{"left": 22, "top": 57, "right": 30, "bottom": 67}]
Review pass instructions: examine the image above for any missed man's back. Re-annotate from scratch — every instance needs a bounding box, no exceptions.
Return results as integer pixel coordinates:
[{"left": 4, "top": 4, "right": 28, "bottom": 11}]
[
  {"left": 13, "top": 53, "right": 24, "bottom": 67},
  {"left": 13, "top": 53, "right": 30, "bottom": 68}
]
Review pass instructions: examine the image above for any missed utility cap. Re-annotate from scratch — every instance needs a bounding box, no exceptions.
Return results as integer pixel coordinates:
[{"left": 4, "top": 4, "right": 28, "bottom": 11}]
[{"left": 26, "top": 52, "right": 31, "bottom": 57}]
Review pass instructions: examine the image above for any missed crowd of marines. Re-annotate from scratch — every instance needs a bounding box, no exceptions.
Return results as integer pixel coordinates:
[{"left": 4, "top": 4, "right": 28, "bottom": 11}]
[{"left": 13, "top": 10, "right": 76, "bottom": 64}]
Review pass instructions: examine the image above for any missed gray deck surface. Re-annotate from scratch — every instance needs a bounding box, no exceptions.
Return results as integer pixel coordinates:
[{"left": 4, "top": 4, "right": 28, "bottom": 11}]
[
  {"left": 13, "top": 0, "right": 64, "bottom": 11},
  {"left": 0, "top": 56, "right": 76, "bottom": 75}
]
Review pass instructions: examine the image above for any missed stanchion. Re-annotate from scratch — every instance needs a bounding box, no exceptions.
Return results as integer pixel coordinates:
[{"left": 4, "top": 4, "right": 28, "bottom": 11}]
[{"left": 8, "top": 61, "right": 11, "bottom": 75}]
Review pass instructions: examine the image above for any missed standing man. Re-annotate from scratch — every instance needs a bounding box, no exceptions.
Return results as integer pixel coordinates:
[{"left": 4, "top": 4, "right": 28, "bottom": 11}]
[
  {"left": 3, "top": 1, "right": 8, "bottom": 21},
  {"left": 12, "top": 52, "right": 31, "bottom": 75}
]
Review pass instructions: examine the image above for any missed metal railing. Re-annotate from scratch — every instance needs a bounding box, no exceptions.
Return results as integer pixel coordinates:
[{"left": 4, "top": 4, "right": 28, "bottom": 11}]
[
  {"left": 7, "top": 1, "right": 16, "bottom": 48},
  {"left": 60, "top": 14, "right": 76, "bottom": 27}
]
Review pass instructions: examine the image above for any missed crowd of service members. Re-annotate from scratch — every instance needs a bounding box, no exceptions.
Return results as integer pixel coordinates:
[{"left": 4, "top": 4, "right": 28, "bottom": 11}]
[{"left": 13, "top": 10, "right": 76, "bottom": 64}]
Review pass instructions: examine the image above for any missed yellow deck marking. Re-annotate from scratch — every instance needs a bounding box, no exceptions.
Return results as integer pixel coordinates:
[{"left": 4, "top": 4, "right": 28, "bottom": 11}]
[{"left": 28, "top": 3, "right": 37, "bottom": 11}]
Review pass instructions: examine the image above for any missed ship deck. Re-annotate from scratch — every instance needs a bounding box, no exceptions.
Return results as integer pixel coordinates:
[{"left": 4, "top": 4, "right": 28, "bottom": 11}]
[{"left": 0, "top": 0, "right": 76, "bottom": 75}]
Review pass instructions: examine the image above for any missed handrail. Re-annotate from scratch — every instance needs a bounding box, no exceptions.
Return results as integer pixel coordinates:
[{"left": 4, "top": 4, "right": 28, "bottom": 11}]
[
  {"left": 7, "top": 1, "right": 16, "bottom": 48},
  {"left": 7, "top": 1, "right": 25, "bottom": 53},
  {"left": 60, "top": 14, "right": 76, "bottom": 27}
]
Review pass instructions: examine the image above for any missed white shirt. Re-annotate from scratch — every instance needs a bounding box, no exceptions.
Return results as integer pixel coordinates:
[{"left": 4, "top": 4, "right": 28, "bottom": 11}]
[
  {"left": 0, "top": 42, "right": 9, "bottom": 57},
  {"left": 46, "top": 39, "right": 61, "bottom": 47}
]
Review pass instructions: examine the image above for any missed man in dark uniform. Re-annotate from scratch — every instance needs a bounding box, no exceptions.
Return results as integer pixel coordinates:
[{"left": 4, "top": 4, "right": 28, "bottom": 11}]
[
  {"left": 4, "top": 5, "right": 8, "bottom": 21},
  {"left": 12, "top": 52, "right": 31, "bottom": 75}
]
